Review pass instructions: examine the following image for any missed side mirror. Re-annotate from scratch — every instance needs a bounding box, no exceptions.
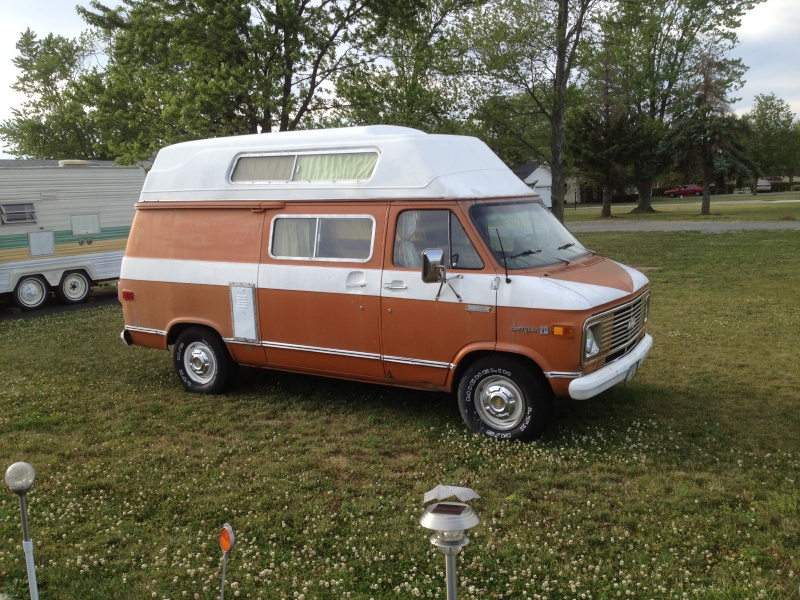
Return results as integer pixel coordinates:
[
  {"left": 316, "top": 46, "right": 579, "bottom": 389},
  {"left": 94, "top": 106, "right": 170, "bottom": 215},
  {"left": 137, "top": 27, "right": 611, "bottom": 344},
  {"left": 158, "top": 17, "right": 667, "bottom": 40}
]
[{"left": 421, "top": 248, "right": 445, "bottom": 283}]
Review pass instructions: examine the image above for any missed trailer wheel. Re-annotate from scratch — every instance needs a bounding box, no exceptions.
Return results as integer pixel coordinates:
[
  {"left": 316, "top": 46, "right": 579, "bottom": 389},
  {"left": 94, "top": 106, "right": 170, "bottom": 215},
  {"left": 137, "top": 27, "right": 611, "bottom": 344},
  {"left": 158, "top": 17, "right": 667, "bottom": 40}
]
[
  {"left": 457, "top": 356, "right": 553, "bottom": 441},
  {"left": 173, "top": 327, "right": 236, "bottom": 394},
  {"left": 56, "top": 270, "right": 91, "bottom": 305},
  {"left": 13, "top": 275, "right": 49, "bottom": 311}
]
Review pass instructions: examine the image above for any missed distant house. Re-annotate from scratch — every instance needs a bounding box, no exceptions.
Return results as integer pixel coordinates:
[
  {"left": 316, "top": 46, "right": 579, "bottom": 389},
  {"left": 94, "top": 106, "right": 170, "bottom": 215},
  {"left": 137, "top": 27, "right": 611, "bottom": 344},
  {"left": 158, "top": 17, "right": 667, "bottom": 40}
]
[{"left": 511, "top": 162, "right": 580, "bottom": 208}]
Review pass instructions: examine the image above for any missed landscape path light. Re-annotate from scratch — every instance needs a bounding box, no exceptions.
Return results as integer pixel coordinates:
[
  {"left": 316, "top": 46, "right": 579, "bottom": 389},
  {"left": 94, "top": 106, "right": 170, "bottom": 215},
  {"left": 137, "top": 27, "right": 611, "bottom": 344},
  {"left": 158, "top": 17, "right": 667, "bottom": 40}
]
[
  {"left": 419, "top": 485, "right": 480, "bottom": 600},
  {"left": 5, "top": 462, "right": 39, "bottom": 600},
  {"left": 219, "top": 523, "right": 235, "bottom": 600}
]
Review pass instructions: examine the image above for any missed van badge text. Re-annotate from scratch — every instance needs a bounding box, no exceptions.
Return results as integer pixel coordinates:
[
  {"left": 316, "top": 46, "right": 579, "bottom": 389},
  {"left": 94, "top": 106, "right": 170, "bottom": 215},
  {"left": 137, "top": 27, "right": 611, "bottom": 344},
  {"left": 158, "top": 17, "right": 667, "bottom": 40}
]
[{"left": 511, "top": 325, "right": 549, "bottom": 335}]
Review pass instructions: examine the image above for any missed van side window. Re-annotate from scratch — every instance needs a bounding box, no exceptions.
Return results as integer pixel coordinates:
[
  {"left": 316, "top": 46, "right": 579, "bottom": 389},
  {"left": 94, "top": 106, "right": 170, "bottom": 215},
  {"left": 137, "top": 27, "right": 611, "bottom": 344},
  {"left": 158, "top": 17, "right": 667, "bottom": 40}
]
[
  {"left": 271, "top": 216, "right": 374, "bottom": 261},
  {"left": 393, "top": 210, "right": 483, "bottom": 270}
]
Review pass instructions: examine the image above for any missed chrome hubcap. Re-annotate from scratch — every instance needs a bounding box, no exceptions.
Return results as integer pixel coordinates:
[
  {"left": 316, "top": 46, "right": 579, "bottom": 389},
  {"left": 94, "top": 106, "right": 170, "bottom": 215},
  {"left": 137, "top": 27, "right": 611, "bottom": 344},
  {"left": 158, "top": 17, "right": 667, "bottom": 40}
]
[
  {"left": 475, "top": 377, "right": 525, "bottom": 431},
  {"left": 186, "top": 344, "right": 215, "bottom": 382}
]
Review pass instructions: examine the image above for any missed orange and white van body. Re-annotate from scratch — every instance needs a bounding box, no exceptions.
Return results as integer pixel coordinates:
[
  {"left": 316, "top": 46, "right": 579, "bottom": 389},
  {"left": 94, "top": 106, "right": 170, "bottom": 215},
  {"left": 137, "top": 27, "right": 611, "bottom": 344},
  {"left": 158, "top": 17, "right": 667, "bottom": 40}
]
[{"left": 119, "top": 126, "right": 652, "bottom": 440}]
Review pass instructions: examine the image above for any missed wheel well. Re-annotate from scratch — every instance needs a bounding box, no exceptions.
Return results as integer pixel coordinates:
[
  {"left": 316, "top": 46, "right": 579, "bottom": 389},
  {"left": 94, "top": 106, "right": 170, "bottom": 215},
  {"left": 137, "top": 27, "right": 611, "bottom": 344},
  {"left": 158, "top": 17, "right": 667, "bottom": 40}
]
[
  {"left": 167, "top": 323, "right": 192, "bottom": 346},
  {"left": 451, "top": 350, "right": 547, "bottom": 392},
  {"left": 166, "top": 323, "right": 222, "bottom": 347}
]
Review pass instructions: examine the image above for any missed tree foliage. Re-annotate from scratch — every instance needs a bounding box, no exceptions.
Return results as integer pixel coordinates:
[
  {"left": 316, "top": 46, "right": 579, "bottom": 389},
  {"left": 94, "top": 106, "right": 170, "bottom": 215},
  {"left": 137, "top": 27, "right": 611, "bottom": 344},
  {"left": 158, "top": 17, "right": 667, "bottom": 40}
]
[
  {"left": 462, "top": 0, "right": 601, "bottom": 222},
  {"left": 744, "top": 93, "right": 800, "bottom": 180},
  {"left": 331, "top": 0, "right": 481, "bottom": 132},
  {"left": 0, "top": 29, "right": 110, "bottom": 160},
  {"left": 595, "top": 0, "right": 763, "bottom": 212},
  {"left": 667, "top": 48, "right": 756, "bottom": 213},
  {"left": 2, "top": 0, "right": 424, "bottom": 162}
]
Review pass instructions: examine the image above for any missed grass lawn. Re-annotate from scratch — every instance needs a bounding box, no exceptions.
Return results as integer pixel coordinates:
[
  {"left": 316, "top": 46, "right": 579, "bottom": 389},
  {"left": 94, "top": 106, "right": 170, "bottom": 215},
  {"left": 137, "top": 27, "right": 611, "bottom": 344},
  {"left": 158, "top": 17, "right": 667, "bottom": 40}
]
[
  {"left": 564, "top": 192, "right": 800, "bottom": 223},
  {"left": 1, "top": 230, "right": 798, "bottom": 599}
]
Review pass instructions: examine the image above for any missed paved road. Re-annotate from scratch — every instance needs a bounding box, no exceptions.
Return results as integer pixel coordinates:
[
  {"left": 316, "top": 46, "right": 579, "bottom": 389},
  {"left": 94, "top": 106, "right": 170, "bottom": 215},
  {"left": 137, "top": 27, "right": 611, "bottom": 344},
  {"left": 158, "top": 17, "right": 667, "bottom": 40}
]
[{"left": 567, "top": 220, "right": 800, "bottom": 233}]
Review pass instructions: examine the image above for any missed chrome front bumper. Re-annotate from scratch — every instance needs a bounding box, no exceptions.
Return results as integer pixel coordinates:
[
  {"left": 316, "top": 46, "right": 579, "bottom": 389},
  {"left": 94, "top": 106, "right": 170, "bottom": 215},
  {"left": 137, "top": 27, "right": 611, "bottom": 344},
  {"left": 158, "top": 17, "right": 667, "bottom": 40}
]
[{"left": 568, "top": 334, "right": 653, "bottom": 400}]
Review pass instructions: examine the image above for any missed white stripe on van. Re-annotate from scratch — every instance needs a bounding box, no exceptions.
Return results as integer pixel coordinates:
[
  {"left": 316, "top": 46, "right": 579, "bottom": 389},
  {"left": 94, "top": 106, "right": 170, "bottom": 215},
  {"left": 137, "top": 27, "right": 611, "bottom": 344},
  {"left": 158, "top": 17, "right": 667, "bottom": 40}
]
[
  {"left": 121, "top": 257, "right": 259, "bottom": 285},
  {"left": 122, "top": 257, "right": 635, "bottom": 309}
]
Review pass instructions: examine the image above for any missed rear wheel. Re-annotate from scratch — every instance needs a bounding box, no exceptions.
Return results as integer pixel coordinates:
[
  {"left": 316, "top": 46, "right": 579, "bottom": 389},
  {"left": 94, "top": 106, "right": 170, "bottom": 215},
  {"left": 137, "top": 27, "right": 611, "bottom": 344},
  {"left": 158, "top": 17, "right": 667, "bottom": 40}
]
[
  {"left": 173, "top": 327, "right": 236, "bottom": 394},
  {"left": 56, "top": 270, "right": 91, "bottom": 304},
  {"left": 457, "top": 356, "right": 553, "bottom": 441},
  {"left": 13, "top": 275, "right": 49, "bottom": 311}
]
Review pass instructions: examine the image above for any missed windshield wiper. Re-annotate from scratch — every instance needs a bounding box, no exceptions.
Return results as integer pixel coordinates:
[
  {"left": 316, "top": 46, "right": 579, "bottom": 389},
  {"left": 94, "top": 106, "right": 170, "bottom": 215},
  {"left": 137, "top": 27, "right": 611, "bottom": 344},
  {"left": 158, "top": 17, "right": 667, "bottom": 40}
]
[
  {"left": 557, "top": 242, "right": 575, "bottom": 251},
  {"left": 509, "top": 248, "right": 541, "bottom": 260}
]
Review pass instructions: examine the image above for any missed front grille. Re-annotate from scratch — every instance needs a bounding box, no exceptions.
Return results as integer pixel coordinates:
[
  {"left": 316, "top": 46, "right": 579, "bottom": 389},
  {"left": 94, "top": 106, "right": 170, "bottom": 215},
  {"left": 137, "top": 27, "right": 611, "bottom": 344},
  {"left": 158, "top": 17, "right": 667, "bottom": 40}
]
[{"left": 583, "top": 291, "right": 649, "bottom": 367}]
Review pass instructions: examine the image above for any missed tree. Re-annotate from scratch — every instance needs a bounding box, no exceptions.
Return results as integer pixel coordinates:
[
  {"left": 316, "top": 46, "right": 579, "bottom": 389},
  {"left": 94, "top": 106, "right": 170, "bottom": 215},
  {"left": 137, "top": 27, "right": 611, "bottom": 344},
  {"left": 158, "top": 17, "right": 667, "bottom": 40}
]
[
  {"left": 668, "top": 48, "right": 754, "bottom": 214},
  {"left": 3, "top": 0, "right": 423, "bottom": 163},
  {"left": 743, "top": 93, "right": 800, "bottom": 181},
  {"left": 0, "top": 29, "right": 109, "bottom": 159},
  {"left": 462, "top": 0, "right": 601, "bottom": 223},
  {"left": 331, "top": 0, "right": 481, "bottom": 133},
  {"left": 566, "top": 31, "right": 637, "bottom": 218},
  {"left": 600, "top": 0, "right": 763, "bottom": 213}
]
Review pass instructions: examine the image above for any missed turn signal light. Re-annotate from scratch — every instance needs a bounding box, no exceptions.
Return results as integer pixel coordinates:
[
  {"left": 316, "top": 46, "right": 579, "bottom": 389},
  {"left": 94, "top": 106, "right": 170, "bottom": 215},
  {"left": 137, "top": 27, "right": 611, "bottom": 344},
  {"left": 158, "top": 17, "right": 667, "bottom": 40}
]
[{"left": 551, "top": 325, "right": 574, "bottom": 338}]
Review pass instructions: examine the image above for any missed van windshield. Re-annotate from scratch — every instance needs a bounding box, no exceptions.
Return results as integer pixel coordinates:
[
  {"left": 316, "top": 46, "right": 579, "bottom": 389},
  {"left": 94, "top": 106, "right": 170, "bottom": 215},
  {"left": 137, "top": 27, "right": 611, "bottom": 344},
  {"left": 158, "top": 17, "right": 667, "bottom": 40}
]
[{"left": 469, "top": 200, "right": 588, "bottom": 269}]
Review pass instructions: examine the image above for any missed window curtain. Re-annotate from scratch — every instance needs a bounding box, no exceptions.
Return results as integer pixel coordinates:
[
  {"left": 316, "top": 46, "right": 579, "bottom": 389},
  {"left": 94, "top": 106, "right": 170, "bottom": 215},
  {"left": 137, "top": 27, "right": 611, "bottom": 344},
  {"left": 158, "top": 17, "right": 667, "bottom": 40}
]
[
  {"left": 395, "top": 211, "right": 420, "bottom": 268},
  {"left": 294, "top": 153, "right": 378, "bottom": 181},
  {"left": 232, "top": 155, "right": 295, "bottom": 181},
  {"left": 272, "top": 218, "right": 315, "bottom": 257}
]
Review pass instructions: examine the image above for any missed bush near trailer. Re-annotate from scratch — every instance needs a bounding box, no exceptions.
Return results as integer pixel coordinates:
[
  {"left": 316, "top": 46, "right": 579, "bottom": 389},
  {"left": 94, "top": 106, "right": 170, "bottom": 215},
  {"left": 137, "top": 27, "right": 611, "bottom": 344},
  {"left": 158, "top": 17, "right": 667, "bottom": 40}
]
[{"left": 0, "top": 230, "right": 798, "bottom": 599}]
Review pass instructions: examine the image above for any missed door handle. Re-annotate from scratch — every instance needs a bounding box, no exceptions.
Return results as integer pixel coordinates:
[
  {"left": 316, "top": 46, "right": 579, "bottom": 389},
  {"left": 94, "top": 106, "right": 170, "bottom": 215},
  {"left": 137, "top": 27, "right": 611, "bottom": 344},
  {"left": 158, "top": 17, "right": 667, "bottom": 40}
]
[
  {"left": 383, "top": 280, "right": 407, "bottom": 290},
  {"left": 346, "top": 282, "right": 366, "bottom": 288}
]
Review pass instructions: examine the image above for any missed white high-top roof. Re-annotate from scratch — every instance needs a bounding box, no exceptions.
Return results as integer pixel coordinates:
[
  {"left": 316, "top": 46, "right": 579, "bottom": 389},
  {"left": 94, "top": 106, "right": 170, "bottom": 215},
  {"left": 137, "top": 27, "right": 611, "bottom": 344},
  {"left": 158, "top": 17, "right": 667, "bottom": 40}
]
[{"left": 140, "top": 125, "right": 537, "bottom": 202}]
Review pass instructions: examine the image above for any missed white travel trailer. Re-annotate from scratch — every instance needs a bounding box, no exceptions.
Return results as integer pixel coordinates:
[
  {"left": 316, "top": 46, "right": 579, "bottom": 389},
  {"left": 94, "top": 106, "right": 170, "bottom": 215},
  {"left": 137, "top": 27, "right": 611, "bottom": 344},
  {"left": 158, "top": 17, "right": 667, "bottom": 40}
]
[{"left": 0, "top": 161, "right": 146, "bottom": 310}]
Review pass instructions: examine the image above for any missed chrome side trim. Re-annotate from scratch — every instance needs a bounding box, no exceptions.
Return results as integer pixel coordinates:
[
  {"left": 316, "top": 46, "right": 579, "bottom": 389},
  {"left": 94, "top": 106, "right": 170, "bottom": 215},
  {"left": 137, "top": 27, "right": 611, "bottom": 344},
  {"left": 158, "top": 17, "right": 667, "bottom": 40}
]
[
  {"left": 224, "top": 338, "right": 262, "bottom": 347},
  {"left": 382, "top": 355, "right": 452, "bottom": 369},
  {"left": 257, "top": 340, "right": 452, "bottom": 370},
  {"left": 262, "top": 341, "right": 382, "bottom": 362},
  {"left": 545, "top": 371, "right": 581, "bottom": 380},
  {"left": 124, "top": 325, "right": 167, "bottom": 337}
]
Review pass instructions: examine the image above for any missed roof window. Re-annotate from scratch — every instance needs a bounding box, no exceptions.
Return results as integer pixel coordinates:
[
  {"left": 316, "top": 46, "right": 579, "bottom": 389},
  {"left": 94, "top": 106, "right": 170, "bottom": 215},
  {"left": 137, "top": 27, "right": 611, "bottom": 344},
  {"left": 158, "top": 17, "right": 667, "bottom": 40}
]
[{"left": 231, "top": 151, "right": 378, "bottom": 183}]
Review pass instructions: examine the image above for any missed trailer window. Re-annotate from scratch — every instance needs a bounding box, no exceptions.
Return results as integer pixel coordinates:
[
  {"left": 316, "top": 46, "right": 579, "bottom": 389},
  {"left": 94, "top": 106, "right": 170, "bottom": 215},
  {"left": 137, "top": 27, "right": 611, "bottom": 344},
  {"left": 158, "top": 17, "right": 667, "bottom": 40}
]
[
  {"left": 232, "top": 152, "right": 378, "bottom": 183},
  {"left": 0, "top": 203, "right": 37, "bottom": 224},
  {"left": 271, "top": 215, "right": 374, "bottom": 261}
]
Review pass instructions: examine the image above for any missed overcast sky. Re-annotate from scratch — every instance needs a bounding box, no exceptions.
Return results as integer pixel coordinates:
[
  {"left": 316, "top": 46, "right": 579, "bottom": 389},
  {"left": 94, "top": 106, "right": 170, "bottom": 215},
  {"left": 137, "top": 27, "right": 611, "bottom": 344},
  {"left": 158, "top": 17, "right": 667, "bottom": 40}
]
[{"left": 1, "top": 0, "right": 798, "bottom": 158}]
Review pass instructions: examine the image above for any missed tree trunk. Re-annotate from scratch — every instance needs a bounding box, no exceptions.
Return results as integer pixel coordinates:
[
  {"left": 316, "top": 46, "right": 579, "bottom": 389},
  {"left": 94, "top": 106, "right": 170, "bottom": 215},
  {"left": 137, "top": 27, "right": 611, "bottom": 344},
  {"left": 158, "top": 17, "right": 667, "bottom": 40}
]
[
  {"left": 550, "top": 116, "right": 566, "bottom": 223},
  {"left": 700, "top": 152, "right": 713, "bottom": 216},
  {"left": 601, "top": 183, "right": 612, "bottom": 217},
  {"left": 635, "top": 179, "right": 655, "bottom": 212}
]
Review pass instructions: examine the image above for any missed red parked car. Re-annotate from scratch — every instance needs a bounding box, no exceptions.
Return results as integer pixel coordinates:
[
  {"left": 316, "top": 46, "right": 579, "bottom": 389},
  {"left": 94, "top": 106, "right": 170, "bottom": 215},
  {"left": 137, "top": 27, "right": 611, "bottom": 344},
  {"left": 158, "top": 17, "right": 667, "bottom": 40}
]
[{"left": 664, "top": 184, "right": 703, "bottom": 197}]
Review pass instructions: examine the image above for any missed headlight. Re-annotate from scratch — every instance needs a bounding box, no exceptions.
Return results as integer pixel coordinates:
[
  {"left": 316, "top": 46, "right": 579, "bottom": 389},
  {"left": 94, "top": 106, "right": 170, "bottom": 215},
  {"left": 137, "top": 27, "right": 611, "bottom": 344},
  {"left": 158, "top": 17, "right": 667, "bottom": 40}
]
[{"left": 584, "top": 326, "right": 600, "bottom": 359}]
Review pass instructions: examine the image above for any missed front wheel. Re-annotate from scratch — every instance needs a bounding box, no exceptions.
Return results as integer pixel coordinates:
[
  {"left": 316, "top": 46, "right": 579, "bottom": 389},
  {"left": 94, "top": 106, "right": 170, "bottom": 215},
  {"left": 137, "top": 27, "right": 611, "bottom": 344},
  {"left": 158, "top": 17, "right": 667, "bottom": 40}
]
[
  {"left": 457, "top": 357, "right": 553, "bottom": 441},
  {"left": 13, "top": 275, "right": 49, "bottom": 310},
  {"left": 173, "top": 327, "right": 236, "bottom": 394},
  {"left": 56, "top": 270, "right": 91, "bottom": 304}
]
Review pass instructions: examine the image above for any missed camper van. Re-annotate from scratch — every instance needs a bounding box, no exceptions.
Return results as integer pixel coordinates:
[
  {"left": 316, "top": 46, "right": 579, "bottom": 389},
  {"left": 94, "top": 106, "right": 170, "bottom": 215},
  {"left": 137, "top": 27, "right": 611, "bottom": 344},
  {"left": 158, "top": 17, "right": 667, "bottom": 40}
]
[
  {"left": 0, "top": 162, "right": 146, "bottom": 310},
  {"left": 119, "top": 126, "right": 652, "bottom": 440}
]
